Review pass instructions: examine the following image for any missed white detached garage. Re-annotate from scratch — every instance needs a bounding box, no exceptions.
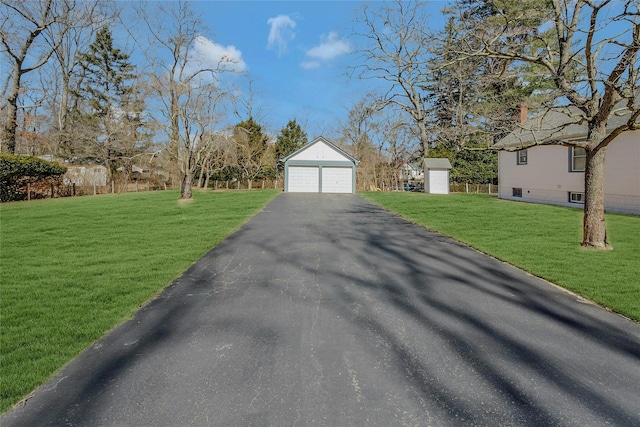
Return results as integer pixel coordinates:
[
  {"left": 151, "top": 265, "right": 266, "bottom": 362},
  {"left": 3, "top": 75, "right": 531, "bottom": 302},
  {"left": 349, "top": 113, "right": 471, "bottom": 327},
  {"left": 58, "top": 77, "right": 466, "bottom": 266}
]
[{"left": 283, "top": 137, "right": 358, "bottom": 193}]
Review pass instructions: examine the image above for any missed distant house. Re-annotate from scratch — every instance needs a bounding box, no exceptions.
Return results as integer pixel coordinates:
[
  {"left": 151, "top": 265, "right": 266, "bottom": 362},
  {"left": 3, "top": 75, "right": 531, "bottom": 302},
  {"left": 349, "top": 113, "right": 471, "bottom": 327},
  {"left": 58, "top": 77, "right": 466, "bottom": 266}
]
[
  {"left": 400, "top": 162, "right": 424, "bottom": 181},
  {"left": 282, "top": 137, "right": 358, "bottom": 193},
  {"left": 63, "top": 165, "right": 108, "bottom": 187},
  {"left": 493, "top": 108, "right": 640, "bottom": 215}
]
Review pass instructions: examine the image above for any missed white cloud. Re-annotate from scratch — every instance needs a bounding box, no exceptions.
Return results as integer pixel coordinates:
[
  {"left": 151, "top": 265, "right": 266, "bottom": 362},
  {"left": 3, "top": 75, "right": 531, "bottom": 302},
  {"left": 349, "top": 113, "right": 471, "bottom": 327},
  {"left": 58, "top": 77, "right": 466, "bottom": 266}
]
[
  {"left": 300, "top": 61, "right": 321, "bottom": 70},
  {"left": 305, "top": 32, "right": 350, "bottom": 61},
  {"left": 192, "top": 35, "right": 247, "bottom": 73},
  {"left": 267, "top": 14, "right": 296, "bottom": 56}
]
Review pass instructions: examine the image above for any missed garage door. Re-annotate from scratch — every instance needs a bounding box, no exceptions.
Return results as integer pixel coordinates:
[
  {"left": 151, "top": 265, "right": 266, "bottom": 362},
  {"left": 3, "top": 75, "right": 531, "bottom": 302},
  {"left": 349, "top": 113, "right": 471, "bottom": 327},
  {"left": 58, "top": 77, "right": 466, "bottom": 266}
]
[
  {"left": 428, "top": 170, "right": 449, "bottom": 194},
  {"left": 321, "top": 167, "right": 353, "bottom": 193},
  {"left": 288, "top": 166, "right": 319, "bottom": 192}
]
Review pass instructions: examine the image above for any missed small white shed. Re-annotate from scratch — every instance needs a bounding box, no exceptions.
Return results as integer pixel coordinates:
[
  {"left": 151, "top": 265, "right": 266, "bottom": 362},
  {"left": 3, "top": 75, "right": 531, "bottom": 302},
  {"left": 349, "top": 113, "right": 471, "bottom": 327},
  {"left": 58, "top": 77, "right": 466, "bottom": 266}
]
[
  {"left": 282, "top": 137, "right": 358, "bottom": 193},
  {"left": 423, "top": 158, "right": 452, "bottom": 194}
]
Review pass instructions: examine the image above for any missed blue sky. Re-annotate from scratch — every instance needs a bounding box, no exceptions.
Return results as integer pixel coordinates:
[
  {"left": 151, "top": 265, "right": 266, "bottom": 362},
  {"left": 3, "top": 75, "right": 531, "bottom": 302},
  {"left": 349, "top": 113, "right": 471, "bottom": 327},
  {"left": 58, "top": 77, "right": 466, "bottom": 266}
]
[{"left": 182, "top": 1, "right": 450, "bottom": 139}]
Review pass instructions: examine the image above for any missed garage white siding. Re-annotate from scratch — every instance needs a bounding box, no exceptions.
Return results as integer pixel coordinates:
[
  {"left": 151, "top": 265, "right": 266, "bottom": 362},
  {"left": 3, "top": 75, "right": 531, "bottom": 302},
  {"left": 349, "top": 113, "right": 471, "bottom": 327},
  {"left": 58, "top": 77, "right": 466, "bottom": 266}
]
[
  {"left": 289, "top": 140, "right": 349, "bottom": 161},
  {"left": 283, "top": 137, "right": 359, "bottom": 193},
  {"left": 321, "top": 167, "right": 353, "bottom": 193},
  {"left": 428, "top": 170, "right": 449, "bottom": 194},
  {"left": 288, "top": 167, "right": 319, "bottom": 192}
]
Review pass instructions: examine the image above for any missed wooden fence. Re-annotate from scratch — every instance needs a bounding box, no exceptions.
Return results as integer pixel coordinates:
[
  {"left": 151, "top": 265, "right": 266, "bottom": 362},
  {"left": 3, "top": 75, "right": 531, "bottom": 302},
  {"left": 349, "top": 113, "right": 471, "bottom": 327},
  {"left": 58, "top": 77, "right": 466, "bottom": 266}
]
[
  {"left": 15, "top": 178, "right": 285, "bottom": 201},
  {"left": 15, "top": 178, "right": 494, "bottom": 201},
  {"left": 450, "top": 183, "right": 496, "bottom": 194}
]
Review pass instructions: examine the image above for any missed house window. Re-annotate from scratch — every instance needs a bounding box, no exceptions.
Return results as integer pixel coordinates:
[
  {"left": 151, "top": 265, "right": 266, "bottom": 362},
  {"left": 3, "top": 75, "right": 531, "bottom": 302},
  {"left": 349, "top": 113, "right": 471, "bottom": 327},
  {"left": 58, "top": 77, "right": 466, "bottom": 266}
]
[
  {"left": 517, "top": 149, "right": 528, "bottom": 165},
  {"left": 569, "top": 192, "right": 585, "bottom": 204},
  {"left": 512, "top": 188, "right": 523, "bottom": 198},
  {"left": 570, "top": 147, "right": 586, "bottom": 172}
]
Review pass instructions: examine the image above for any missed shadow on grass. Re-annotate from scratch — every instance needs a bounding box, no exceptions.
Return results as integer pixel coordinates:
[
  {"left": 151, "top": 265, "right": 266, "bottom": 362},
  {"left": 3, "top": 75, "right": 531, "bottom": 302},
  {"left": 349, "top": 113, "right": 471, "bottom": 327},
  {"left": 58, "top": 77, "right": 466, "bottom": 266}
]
[{"left": 3, "top": 194, "right": 639, "bottom": 426}]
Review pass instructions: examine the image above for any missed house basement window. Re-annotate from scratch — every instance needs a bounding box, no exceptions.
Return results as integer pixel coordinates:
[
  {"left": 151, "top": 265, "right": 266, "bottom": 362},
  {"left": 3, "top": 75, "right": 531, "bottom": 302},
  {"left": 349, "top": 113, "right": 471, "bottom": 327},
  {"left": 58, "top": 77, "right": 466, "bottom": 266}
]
[
  {"left": 570, "top": 147, "right": 586, "bottom": 172},
  {"left": 517, "top": 149, "right": 528, "bottom": 165},
  {"left": 513, "top": 188, "right": 523, "bottom": 198},
  {"left": 569, "top": 192, "right": 585, "bottom": 204}
]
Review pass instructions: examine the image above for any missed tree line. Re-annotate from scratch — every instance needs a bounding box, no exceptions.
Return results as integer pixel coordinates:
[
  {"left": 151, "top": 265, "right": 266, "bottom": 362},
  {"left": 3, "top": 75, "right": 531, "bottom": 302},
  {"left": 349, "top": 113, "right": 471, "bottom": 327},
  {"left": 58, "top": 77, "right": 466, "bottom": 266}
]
[
  {"left": 0, "top": 1, "right": 312, "bottom": 200},
  {"left": 350, "top": 0, "right": 638, "bottom": 250},
  {"left": 2, "top": 0, "right": 638, "bottom": 248},
  {"left": 0, "top": 0, "right": 499, "bottom": 201}
]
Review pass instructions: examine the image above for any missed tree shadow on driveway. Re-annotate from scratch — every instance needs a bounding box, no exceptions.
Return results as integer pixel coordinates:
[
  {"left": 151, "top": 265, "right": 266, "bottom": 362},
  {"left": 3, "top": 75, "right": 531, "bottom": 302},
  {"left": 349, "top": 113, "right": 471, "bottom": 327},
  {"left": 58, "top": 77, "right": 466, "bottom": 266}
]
[{"left": 3, "top": 193, "right": 639, "bottom": 426}]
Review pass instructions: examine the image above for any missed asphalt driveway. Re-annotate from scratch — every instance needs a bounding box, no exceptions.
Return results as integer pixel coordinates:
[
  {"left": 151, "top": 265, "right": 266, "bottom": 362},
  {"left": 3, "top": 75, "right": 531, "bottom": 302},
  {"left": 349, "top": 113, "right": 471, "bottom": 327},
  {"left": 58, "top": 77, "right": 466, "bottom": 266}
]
[{"left": 3, "top": 194, "right": 640, "bottom": 426}]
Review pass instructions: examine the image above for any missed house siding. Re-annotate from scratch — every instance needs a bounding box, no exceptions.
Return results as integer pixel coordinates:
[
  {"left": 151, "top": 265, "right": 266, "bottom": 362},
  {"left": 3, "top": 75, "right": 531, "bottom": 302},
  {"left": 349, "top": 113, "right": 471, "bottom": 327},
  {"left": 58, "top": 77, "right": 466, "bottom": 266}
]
[
  {"left": 498, "top": 130, "right": 640, "bottom": 215},
  {"left": 63, "top": 165, "right": 108, "bottom": 187}
]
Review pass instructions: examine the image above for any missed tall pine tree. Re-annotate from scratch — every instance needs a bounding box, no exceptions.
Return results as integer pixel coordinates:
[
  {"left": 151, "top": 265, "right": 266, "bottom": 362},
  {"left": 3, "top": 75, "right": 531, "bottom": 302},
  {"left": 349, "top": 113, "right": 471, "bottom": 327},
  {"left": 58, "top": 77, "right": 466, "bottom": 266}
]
[{"left": 72, "top": 25, "right": 147, "bottom": 175}]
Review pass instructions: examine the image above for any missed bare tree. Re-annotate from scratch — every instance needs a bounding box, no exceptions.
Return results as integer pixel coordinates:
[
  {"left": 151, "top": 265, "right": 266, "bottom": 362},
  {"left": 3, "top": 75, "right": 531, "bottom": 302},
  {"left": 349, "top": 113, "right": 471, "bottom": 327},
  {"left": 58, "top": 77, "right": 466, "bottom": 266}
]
[
  {"left": 44, "top": 1, "right": 114, "bottom": 154},
  {"left": 449, "top": 0, "right": 639, "bottom": 249},
  {"left": 0, "top": 0, "right": 77, "bottom": 153},
  {"left": 132, "top": 0, "right": 237, "bottom": 199},
  {"left": 379, "top": 109, "right": 419, "bottom": 189},
  {"left": 352, "top": 0, "right": 432, "bottom": 157},
  {"left": 194, "top": 107, "right": 231, "bottom": 190},
  {"left": 233, "top": 116, "right": 272, "bottom": 190},
  {"left": 339, "top": 95, "right": 387, "bottom": 190},
  {"left": 175, "top": 84, "right": 224, "bottom": 198},
  {"left": 195, "top": 134, "right": 214, "bottom": 189},
  {"left": 194, "top": 131, "right": 237, "bottom": 189}
]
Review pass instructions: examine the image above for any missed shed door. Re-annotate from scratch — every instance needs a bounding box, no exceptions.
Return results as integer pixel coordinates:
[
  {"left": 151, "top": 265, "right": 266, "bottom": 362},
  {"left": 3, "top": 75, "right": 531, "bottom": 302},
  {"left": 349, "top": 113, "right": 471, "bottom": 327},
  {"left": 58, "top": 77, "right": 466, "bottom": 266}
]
[
  {"left": 321, "top": 167, "right": 353, "bottom": 193},
  {"left": 288, "top": 166, "right": 319, "bottom": 192},
  {"left": 429, "top": 170, "right": 449, "bottom": 194}
]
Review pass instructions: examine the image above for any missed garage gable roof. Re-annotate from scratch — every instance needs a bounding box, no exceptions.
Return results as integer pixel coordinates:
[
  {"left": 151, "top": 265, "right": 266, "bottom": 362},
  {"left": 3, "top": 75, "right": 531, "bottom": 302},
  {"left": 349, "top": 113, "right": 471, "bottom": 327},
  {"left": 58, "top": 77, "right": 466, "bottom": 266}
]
[{"left": 281, "top": 136, "right": 359, "bottom": 164}]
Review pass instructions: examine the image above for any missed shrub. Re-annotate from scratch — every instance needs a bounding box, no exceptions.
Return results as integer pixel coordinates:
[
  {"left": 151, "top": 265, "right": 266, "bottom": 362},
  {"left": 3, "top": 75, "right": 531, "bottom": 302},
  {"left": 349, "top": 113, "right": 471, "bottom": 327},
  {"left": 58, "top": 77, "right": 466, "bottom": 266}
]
[{"left": 0, "top": 154, "right": 67, "bottom": 202}]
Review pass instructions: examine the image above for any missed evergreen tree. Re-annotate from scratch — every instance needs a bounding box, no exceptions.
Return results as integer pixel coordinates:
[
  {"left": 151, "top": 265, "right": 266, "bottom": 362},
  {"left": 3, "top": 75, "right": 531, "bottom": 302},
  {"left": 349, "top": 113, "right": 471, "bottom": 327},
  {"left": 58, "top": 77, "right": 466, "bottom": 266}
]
[
  {"left": 275, "top": 119, "right": 307, "bottom": 160},
  {"left": 235, "top": 117, "right": 268, "bottom": 155},
  {"left": 79, "top": 26, "right": 134, "bottom": 120},
  {"left": 71, "top": 25, "right": 147, "bottom": 173},
  {"left": 425, "top": 6, "right": 550, "bottom": 151}
]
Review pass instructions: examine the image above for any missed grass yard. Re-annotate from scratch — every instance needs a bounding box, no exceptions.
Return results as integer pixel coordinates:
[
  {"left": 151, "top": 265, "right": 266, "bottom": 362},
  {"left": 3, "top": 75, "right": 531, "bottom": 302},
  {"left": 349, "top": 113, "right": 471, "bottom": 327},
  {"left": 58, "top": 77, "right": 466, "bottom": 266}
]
[
  {"left": 361, "top": 192, "right": 640, "bottom": 322},
  {"left": 0, "top": 189, "right": 279, "bottom": 413}
]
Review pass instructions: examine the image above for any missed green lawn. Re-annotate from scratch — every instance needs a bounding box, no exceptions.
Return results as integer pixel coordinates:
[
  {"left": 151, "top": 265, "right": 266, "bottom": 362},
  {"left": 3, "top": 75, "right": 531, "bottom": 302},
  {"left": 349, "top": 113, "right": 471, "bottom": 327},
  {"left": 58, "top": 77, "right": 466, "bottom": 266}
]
[
  {"left": 0, "top": 190, "right": 279, "bottom": 413},
  {"left": 361, "top": 192, "right": 640, "bottom": 322},
  {"left": 2, "top": 190, "right": 638, "bottom": 413}
]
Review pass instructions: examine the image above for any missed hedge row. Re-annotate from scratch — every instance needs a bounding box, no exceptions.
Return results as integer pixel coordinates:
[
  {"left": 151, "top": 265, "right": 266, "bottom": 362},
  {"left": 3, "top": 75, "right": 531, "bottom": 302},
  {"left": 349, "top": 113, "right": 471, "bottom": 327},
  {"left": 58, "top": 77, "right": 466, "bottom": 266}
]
[{"left": 0, "top": 154, "right": 67, "bottom": 202}]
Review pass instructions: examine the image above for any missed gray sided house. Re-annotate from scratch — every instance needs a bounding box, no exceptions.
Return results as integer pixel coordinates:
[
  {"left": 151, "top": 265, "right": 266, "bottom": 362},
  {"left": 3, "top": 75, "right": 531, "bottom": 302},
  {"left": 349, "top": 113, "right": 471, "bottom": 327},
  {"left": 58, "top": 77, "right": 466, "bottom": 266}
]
[
  {"left": 423, "top": 158, "right": 452, "bottom": 194},
  {"left": 282, "top": 137, "right": 359, "bottom": 193}
]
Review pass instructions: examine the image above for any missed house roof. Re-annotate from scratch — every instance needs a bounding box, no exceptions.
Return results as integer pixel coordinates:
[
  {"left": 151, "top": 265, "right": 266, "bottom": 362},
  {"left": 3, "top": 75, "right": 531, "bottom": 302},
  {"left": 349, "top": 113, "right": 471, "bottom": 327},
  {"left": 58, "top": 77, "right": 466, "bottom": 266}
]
[
  {"left": 401, "top": 162, "right": 423, "bottom": 171},
  {"left": 280, "top": 136, "right": 359, "bottom": 164},
  {"left": 493, "top": 101, "right": 639, "bottom": 151},
  {"left": 423, "top": 158, "right": 452, "bottom": 169}
]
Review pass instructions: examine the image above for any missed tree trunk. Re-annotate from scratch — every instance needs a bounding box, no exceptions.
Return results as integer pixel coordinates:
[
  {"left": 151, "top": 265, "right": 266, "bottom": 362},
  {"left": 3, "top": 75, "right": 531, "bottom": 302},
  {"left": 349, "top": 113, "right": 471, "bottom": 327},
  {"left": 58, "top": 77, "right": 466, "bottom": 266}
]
[
  {"left": 170, "top": 91, "right": 180, "bottom": 161},
  {"left": 180, "top": 172, "right": 193, "bottom": 199},
  {"left": 2, "top": 67, "right": 21, "bottom": 153},
  {"left": 582, "top": 146, "right": 611, "bottom": 250},
  {"left": 417, "top": 117, "right": 429, "bottom": 158},
  {"left": 2, "top": 0, "right": 56, "bottom": 153},
  {"left": 196, "top": 170, "right": 204, "bottom": 188}
]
